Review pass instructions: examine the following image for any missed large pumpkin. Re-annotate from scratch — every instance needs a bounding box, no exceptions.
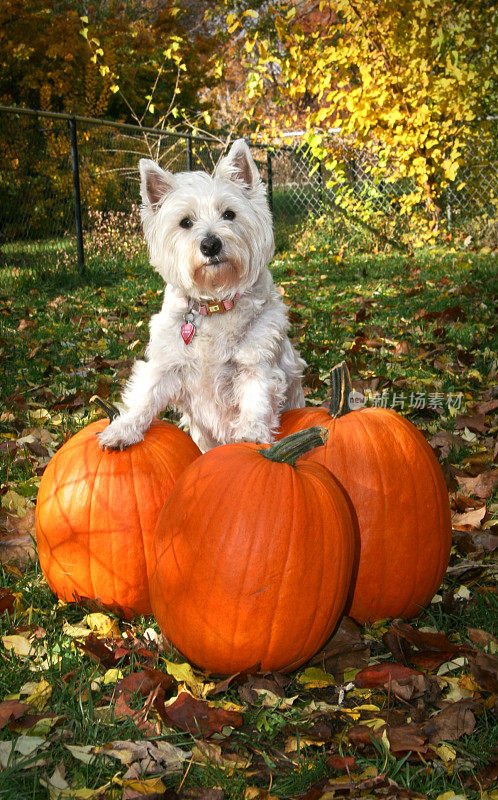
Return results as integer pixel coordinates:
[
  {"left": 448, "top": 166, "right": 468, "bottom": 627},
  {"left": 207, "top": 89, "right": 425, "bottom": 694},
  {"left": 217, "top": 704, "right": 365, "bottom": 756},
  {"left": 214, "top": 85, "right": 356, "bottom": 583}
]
[
  {"left": 150, "top": 428, "right": 355, "bottom": 674},
  {"left": 36, "top": 402, "right": 201, "bottom": 619},
  {"left": 277, "top": 363, "right": 452, "bottom": 624}
]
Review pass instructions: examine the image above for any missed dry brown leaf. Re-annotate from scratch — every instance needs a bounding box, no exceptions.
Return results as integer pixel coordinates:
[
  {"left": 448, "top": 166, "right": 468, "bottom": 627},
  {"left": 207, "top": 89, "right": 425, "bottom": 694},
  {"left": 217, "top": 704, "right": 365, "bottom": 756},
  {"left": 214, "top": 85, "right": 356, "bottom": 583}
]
[
  {"left": 456, "top": 470, "right": 498, "bottom": 500},
  {"left": 423, "top": 699, "right": 477, "bottom": 744},
  {"left": 452, "top": 506, "right": 486, "bottom": 530}
]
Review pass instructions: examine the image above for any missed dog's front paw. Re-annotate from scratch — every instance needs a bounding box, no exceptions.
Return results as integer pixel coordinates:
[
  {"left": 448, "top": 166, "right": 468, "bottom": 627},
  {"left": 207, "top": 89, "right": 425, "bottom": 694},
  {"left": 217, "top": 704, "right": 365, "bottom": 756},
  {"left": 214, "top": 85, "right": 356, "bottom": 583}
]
[
  {"left": 233, "top": 422, "right": 273, "bottom": 445},
  {"left": 97, "top": 418, "right": 145, "bottom": 451}
]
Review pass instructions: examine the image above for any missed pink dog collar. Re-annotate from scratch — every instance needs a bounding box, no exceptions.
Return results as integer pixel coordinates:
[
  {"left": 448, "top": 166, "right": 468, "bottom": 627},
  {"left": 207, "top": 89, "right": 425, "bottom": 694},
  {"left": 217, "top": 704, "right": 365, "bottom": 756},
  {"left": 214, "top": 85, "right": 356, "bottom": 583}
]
[
  {"left": 189, "top": 293, "right": 244, "bottom": 317},
  {"left": 180, "top": 293, "right": 244, "bottom": 345}
]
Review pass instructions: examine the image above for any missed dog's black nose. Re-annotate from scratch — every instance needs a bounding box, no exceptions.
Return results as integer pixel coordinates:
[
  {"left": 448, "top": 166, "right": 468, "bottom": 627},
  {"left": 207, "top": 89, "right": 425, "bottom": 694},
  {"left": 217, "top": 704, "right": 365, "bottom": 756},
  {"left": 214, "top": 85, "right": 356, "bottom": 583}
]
[{"left": 200, "top": 235, "right": 223, "bottom": 259}]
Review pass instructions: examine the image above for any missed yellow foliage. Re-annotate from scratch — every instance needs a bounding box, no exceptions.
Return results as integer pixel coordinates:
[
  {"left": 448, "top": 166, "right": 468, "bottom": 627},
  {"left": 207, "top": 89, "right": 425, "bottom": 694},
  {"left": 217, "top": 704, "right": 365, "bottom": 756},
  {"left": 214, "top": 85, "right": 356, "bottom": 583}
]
[{"left": 239, "top": 0, "right": 496, "bottom": 244}]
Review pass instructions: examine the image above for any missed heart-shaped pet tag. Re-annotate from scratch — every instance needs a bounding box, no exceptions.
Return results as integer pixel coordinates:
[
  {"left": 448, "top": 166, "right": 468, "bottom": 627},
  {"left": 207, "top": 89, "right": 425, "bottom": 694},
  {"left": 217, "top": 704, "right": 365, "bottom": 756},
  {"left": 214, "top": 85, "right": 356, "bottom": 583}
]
[{"left": 181, "top": 321, "right": 195, "bottom": 344}]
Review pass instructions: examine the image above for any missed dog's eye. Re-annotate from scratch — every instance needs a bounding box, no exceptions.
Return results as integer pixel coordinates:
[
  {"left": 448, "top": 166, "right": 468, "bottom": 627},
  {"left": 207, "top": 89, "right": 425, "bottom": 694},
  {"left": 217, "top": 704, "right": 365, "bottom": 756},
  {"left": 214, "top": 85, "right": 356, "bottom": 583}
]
[
  {"left": 222, "top": 209, "right": 236, "bottom": 221},
  {"left": 180, "top": 217, "right": 193, "bottom": 229}
]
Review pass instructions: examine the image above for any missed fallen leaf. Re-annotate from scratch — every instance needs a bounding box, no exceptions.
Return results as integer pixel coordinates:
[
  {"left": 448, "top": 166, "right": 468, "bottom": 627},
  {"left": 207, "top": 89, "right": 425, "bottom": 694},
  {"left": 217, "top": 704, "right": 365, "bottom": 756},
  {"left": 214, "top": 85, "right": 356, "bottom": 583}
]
[
  {"left": 326, "top": 754, "right": 357, "bottom": 770},
  {"left": 386, "top": 723, "right": 429, "bottom": 755},
  {"left": 157, "top": 691, "right": 243, "bottom": 737},
  {"left": 118, "top": 669, "right": 174, "bottom": 698},
  {"left": 182, "top": 790, "right": 224, "bottom": 800},
  {"left": 99, "top": 738, "right": 190, "bottom": 773},
  {"left": 452, "top": 506, "right": 486, "bottom": 530},
  {"left": 23, "top": 677, "right": 52, "bottom": 711},
  {"left": 0, "top": 735, "right": 49, "bottom": 769},
  {"left": 454, "top": 413, "right": 488, "bottom": 434},
  {"left": 192, "top": 740, "right": 251, "bottom": 770},
  {"left": 423, "top": 700, "right": 477, "bottom": 744},
  {"left": 80, "top": 633, "right": 120, "bottom": 667},
  {"left": 65, "top": 744, "right": 104, "bottom": 765},
  {"left": 0, "top": 700, "right": 31, "bottom": 728},
  {"left": 468, "top": 651, "right": 498, "bottom": 692},
  {"left": 456, "top": 471, "right": 498, "bottom": 500},
  {"left": 2, "top": 634, "right": 34, "bottom": 657},
  {"left": 103, "top": 668, "right": 124, "bottom": 685},
  {"left": 354, "top": 662, "right": 420, "bottom": 688},
  {"left": 0, "top": 588, "right": 15, "bottom": 615},
  {"left": 114, "top": 775, "right": 167, "bottom": 795},
  {"left": 209, "top": 664, "right": 260, "bottom": 696},
  {"left": 297, "top": 667, "right": 336, "bottom": 689},
  {"left": 238, "top": 675, "right": 286, "bottom": 706},
  {"left": 85, "top": 612, "right": 121, "bottom": 638},
  {"left": 467, "top": 627, "right": 498, "bottom": 654},
  {"left": 0, "top": 507, "right": 36, "bottom": 565},
  {"left": 165, "top": 660, "right": 205, "bottom": 696},
  {"left": 432, "top": 742, "right": 457, "bottom": 763}
]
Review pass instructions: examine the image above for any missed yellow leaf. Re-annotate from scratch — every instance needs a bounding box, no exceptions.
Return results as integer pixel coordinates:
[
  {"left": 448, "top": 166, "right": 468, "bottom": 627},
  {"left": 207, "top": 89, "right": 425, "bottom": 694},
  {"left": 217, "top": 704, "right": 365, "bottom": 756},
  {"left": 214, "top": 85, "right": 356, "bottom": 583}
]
[
  {"left": 23, "top": 678, "right": 52, "bottom": 711},
  {"left": 362, "top": 716, "right": 387, "bottom": 732},
  {"left": 2, "top": 634, "right": 33, "bottom": 656},
  {"left": 115, "top": 776, "right": 166, "bottom": 794},
  {"left": 1, "top": 490, "right": 31, "bottom": 517},
  {"left": 433, "top": 743, "right": 457, "bottom": 762},
  {"left": 85, "top": 613, "right": 120, "bottom": 638},
  {"left": 62, "top": 622, "right": 92, "bottom": 639},
  {"left": 284, "top": 735, "right": 325, "bottom": 752},
  {"left": 165, "top": 661, "right": 205, "bottom": 696},
  {"left": 103, "top": 669, "right": 124, "bottom": 685},
  {"left": 297, "top": 667, "right": 336, "bottom": 689}
]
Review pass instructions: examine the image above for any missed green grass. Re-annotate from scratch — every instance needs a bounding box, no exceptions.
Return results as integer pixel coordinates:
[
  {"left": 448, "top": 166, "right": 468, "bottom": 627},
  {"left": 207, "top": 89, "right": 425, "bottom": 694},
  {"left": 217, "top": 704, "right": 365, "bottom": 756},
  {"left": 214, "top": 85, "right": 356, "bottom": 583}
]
[{"left": 0, "top": 219, "right": 497, "bottom": 799}]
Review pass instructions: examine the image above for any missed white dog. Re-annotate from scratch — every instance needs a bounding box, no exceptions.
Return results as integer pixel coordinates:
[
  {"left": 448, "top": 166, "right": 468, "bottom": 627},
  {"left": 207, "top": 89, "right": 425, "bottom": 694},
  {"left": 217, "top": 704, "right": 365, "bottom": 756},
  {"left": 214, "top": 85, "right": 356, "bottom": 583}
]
[{"left": 98, "top": 139, "right": 305, "bottom": 453}]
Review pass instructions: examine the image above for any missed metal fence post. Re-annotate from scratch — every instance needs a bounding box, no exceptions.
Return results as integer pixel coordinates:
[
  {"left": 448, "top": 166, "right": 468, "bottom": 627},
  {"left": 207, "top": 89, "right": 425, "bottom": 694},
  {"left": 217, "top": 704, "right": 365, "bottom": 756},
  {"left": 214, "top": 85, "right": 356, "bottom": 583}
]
[
  {"left": 266, "top": 149, "right": 273, "bottom": 215},
  {"left": 186, "top": 133, "right": 193, "bottom": 171},
  {"left": 68, "top": 117, "right": 85, "bottom": 275},
  {"left": 318, "top": 159, "right": 324, "bottom": 208}
]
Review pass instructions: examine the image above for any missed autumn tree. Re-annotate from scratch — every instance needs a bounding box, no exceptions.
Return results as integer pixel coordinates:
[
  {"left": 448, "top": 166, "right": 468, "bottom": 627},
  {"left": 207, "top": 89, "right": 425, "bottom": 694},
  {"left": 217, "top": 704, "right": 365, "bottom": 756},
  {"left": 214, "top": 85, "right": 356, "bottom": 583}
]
[
  {"left": 225, "top": 0, "right": 497, "bottom": 242},
  {"left": 0, "top": 0, "right": 219, "bottom": 124}
]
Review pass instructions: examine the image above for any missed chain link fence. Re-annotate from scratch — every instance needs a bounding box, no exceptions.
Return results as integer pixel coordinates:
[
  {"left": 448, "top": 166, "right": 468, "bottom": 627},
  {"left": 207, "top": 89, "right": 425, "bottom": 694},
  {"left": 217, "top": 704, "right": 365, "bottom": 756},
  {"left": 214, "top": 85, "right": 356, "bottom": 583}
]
[{"left": 0, "top": 105, "right": 496, "bottom": 285}]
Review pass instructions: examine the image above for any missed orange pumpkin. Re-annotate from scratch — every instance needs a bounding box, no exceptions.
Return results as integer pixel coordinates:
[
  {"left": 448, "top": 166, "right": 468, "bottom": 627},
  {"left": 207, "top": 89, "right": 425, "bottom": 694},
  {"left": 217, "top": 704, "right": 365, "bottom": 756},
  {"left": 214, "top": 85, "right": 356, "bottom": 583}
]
[
  {"left": 36, "top": 403, "right": 201, "bottom": 619},
  {"left": 150, "top": 427, "right": 355, "bottom": 674},
  {"left": 277, "top": 363, "right": 452, "bottom": 624}
]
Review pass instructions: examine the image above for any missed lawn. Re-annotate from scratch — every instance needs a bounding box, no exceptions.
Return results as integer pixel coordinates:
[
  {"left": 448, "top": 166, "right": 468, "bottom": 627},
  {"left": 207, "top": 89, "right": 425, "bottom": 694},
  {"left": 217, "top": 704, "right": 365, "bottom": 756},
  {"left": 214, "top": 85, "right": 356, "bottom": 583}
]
[{"left": 0, "top": 218, "right": 497, "bottom": 800}]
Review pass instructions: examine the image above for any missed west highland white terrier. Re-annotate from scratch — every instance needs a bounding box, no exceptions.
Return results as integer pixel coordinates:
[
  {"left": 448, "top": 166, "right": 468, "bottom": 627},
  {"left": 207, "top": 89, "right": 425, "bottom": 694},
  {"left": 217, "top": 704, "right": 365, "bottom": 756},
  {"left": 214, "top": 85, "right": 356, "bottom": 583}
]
[{"left": 98, "top": 139, "right": 306, "bottom": 453}]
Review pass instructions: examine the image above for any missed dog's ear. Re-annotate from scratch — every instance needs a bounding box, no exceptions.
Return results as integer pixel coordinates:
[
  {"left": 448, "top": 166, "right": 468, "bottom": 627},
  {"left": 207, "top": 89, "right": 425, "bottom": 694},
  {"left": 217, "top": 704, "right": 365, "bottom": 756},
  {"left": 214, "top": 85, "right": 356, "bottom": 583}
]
[
  {"left": 215, "top": 139, "right": 263, "bottom": 193},
  {"left": 139, "top": 159, "right": 176, "bottom": 209}
]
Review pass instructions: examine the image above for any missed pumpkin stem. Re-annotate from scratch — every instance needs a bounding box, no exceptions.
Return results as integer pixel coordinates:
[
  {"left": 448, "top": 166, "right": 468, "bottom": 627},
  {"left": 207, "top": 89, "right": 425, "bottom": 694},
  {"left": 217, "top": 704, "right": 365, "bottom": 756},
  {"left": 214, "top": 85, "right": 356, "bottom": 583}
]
[
  {"left": 260, "top": 427, "right": 328, "bottom": 466},
  {"left": 329, "top": 361, "right": 354, "bottom": 418},
  {"left": 90, "top": 395, "right": 120, "bottom": 422}
]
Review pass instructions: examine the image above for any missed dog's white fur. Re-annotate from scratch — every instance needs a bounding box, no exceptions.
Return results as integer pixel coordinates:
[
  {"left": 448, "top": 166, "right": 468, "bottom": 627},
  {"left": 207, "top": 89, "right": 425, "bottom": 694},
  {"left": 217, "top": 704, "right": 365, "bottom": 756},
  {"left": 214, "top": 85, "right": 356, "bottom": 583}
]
[{"left": 98, "top": 139, "right": 306, "bottom": 453}]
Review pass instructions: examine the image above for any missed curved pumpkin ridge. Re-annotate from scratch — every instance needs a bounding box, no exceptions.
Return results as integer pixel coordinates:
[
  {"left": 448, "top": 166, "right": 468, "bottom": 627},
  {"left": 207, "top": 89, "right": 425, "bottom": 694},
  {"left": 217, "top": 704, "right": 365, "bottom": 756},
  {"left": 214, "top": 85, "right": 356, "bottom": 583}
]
[
  {"left": 36, "top": 418, "right": 199, "bottom": 619},
  {"left": 277, "top": 405, "right": 451, "bottom": 624},
  {"left": 261, "top": 462, "right": 298, "bottom": 664},
  {"left": 223, "top": 455, "right": 269, "bottom": 669},
  {"left": 325, "top": 410, "right": 420, "bottom": 622},
  {"left": 393, "top": 414, "right": 451, "bottom": 614},
  {"left": 151, "top": 443, "right": 355, "bottom": 673},
  {"left": 350, "top": 410, "right": 397, "bottom": 621},
  {"left": 50, "top": 432, "right": 101, "bottom": 604},
  {"left": 277, "top": 461, "right": 354, "bottom": 670},
  {"left": 389, "top": 412, "right": 424, "bottom": 618},
  {"left": 151, "top": 452, "right": 243, "bottom": 660}
]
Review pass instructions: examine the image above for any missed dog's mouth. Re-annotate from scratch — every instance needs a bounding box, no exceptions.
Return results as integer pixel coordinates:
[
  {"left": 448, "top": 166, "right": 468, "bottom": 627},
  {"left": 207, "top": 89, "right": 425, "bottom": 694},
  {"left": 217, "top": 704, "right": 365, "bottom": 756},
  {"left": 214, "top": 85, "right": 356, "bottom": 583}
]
[{"left": 193, "top": 258, "right": 243, "bottom": 293}]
